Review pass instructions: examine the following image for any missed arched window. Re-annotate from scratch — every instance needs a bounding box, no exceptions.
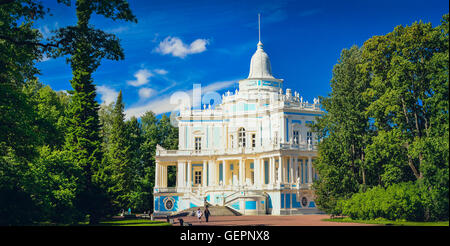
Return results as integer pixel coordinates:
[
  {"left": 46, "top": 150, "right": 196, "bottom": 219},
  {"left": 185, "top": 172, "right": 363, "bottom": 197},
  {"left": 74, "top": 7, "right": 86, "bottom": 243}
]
[{"left": 238, "top": 127, "right": 246, "bottom": 147}]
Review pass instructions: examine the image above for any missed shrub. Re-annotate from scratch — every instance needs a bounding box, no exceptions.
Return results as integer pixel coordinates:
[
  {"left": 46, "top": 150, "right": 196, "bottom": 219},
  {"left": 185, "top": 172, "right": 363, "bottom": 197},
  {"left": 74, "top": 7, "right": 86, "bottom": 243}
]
[{"left": 337, "top": 182, "right": 430, "bottom": 221}]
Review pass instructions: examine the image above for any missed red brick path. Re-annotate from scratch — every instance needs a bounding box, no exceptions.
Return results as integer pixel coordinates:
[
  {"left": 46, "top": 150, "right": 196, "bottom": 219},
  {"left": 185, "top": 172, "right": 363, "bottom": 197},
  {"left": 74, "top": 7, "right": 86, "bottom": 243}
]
[{"left": 167, "top": 214, "right": 374, "bottom": 226}]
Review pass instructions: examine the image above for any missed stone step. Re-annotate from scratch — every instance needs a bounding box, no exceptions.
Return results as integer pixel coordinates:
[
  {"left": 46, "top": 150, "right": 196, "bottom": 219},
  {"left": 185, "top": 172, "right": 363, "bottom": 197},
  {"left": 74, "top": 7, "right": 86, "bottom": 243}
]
[{"left": 173, "top": 205, "right": 242, "bottom": 217}]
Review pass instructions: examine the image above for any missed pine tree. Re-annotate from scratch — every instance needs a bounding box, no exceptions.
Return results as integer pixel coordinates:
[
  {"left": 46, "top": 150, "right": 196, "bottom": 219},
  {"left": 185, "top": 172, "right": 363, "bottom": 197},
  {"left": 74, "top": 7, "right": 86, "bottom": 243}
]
[
  {"left": 106, "top": 91, "right": 134, "bottom": 210},
  {"left": 51, "top": 1, "right": 136, "bottom": 224},
  {"left": 124, "top": 117, "right": 146, "bottom": 211}
]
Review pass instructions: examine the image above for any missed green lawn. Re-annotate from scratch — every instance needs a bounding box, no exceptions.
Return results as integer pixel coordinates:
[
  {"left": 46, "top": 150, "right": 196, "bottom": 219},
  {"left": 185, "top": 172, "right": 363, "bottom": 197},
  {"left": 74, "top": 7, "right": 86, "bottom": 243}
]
[
  {"left": 323, "top": 217, "right": 449, "bottom": 226},
  {"left": 35, "top": 219, "right": 171, "bottom": 226},
  {"left": 98, "top": 219, "right": 172, "bottom": 226}
]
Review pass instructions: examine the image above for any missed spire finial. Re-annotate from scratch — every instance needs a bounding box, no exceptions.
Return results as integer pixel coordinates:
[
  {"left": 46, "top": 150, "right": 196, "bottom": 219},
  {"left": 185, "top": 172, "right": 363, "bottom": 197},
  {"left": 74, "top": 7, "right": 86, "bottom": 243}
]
[{"left": 258, "top": 13, "right": 261, "bottom": 43}]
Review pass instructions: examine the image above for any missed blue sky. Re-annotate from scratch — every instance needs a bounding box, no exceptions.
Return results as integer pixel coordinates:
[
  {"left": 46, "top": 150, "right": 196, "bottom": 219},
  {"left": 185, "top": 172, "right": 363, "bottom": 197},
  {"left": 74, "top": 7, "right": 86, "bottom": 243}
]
[{"left": 35, "top": 0, "right": 449, "bottom": 119}]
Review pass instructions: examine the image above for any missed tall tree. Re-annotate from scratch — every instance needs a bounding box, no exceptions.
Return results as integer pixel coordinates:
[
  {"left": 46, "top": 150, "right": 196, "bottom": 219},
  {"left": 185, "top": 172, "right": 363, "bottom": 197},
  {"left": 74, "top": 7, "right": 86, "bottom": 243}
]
[
  {"left": 314, "top": 14, "right": 449, "bottom": 220},
  {"left": 362, "top": 17, "right": 448, "bottom": 181},
  {"left": 0, "top": 0, "right": 47, "bottom": 225},
  {"left": 49, "top": 0, "right": 136, "bottom": 224},
  {"left": 140, "top": 111, "right": 159, "bottom": 211},
  {"left": 124, "top": 117, "right": 146, "bottom": 211},
  {"left": 105, "top": 91, "right": 135, "bottom": 210},
  {"left": 312, "top": 46, "right": 372, "bottom": 213},
  {"left": 0, "top": 0, "right": 46, "bottom": 159}
]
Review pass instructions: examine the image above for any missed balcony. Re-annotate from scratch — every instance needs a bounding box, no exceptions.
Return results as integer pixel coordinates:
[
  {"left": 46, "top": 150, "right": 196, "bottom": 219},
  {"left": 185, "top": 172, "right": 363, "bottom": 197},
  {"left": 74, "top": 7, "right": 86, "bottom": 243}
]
[
  {"left": 153, "top": 187, "right": 178, "bottom": 193},
  {"left": 156, "top": 142, "right": 317, "bottom": 157}
]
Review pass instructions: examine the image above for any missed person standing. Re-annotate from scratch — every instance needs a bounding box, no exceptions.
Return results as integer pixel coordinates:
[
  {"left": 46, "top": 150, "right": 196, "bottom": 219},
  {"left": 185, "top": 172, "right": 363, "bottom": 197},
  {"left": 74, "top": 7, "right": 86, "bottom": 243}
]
[
  {"left": 196, "top": 208, "right": 203, "bottom": 223},
  {"left": 204, "top": 206, "right": 211, "bottom": 223}
]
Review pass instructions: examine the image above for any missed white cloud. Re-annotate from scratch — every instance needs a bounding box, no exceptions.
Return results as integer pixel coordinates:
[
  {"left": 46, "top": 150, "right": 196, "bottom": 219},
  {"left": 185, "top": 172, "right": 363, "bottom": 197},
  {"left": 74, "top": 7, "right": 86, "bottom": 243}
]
[
  {"left": 97, "top": 85, "right": 119, "bottom": 105},
  {"left": 57, "top": 90, "right": 69, "bottom": 95},
  {"left": 127, "top": 69, "right": 153, "bottom": 87},
  {"left": 154, "top": 36, "right": 209, "bottom": 58},
  {"left": 38, "top": 25, "right": 52, "bottom": 39},
  {"left": 107, "top": 25, "right": 129, "bottom": 34},
  {"left": 153, "top": 68, "right": 168, "bottom": 75},
  {"left": 138, "top": 87, "right": 155, "bottom": 99},
  {"left": 39, "top": 54, "right": 51, "bottom": 62},
  {"left": 265, "top": 9, "right": 288, "bottom": 23},
  {"left": 38, "top": 22, "right": 59, "bottom": 39},
  {"left": 298, "top": 9, "right": 322, "bottom": 17},
  {"left": 124, "top": 79, "right": 236, "bottom": 119}
]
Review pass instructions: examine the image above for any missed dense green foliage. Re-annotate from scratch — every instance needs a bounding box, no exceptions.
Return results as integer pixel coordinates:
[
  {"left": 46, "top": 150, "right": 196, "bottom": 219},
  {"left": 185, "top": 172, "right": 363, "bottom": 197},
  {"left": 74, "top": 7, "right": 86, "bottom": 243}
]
[
  {"left": 324, "top": 217, "right": 449, "bottom": 226},
  {"left": 98, "top": 93, "right": 178, "bottom": 213},
  {"left": 313, "top": 14, "right": 449, "bottom": 221},
  {"left": 337, "top": 182, "right": 426, "bottom": 221},
  {"left": 0, "top": 0, "right": 175, "bottom": 226}
]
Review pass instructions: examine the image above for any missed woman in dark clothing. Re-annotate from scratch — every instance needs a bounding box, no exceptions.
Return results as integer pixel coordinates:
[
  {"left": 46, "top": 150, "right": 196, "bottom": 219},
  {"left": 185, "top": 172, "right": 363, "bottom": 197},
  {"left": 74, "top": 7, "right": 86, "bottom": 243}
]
[{"left": 204, "top": 206, "right": 211, "bottom": 222}]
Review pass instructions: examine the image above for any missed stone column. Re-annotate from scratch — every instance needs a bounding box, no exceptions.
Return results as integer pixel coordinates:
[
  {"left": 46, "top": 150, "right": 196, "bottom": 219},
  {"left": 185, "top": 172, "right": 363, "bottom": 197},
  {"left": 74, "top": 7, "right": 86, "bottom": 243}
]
[
  {"left": 222, "top": 160, "right": 227, "bottom": 186},
  {"left": 203, "top": 160, "right": 208, "bottom": 187},
  {"left": 155, "top": 160, "right": 160, "bottom": 188},
  {"left": 254, "top": 158, "right": 260, "bottom": 186},
  {"left": 208, "top": 160, "right": 215, "bottom": 187},
  {"left": 278, "top": 156, "right": 282, "bottom": 184},
  {"left": 259, "top": 158, "right": 263, "bottom": 186},
  {"left": 176, "top": 161, "right": 183, "bottom": 188},
  {"left": 187, "top": 161, "right": 192, "bottom": 188},
  {"left": 294, "top": 157, "right": 298, "bottom": 184},
  {"left": 289, "top": 156, "right": 294, "bottom": 184},
  {"left": 160, "top": 164, "right": 165, "bottom": 188},
  {"left": 270, "top": 157, "right": 275, "bottom": 185},
  {"left": 239, "top": 158, "right": 244, "bottom": 186},
  {"left": 213, "top": 160, "right": 217, "bottom": 186},
  {"left": 163, "top": 165, "right": 168, "bottom": 188},
  {"left": 260, "top": 158, "right": 265, "bottom": 186},
  {"left": 308, "top": 156, "right": 313, "bottom": 184}
]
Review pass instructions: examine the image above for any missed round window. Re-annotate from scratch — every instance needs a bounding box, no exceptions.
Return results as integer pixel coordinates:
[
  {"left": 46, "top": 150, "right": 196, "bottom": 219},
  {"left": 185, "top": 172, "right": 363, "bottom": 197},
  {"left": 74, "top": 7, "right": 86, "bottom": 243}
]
[
  {"left": 164, "top": 197, "right": 175, "bottom": 210},
  {"left": 301, "top": 197, "right": 308, "bottom": 207}
]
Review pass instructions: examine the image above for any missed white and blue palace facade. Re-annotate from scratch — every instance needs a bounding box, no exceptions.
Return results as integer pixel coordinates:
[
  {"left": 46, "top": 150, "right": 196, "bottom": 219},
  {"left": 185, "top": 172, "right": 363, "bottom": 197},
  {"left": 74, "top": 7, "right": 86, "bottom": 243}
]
[{"left": 153, "top": 38, "right": 323, "bottom": 215}]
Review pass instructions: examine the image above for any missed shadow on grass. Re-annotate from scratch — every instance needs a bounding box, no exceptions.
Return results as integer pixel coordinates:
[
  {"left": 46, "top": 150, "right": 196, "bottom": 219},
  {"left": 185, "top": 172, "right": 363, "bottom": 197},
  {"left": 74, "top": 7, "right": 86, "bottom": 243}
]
[
  {"left": 323, "top": 217, "right": 449, "bottom": 226},
  {"left": 98, "top": 219, "right": 172, "bottom": 226}
]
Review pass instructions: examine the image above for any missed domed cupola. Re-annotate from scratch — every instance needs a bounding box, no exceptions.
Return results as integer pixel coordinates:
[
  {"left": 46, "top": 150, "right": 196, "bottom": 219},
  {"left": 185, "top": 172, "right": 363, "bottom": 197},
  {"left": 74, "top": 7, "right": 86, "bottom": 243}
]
[
  {"left": 238, "top": 14, "right": 283, "bottom": 93},
  {"left": 248, "top": 41, "right": 275, "bottom": 79}
]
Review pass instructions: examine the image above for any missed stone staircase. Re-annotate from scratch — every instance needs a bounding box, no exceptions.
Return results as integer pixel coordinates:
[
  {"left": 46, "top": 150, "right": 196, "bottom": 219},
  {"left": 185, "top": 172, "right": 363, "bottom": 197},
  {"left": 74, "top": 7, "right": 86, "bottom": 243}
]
[{"left": 173, "top": 204, "right": 242, "bottom": 217}]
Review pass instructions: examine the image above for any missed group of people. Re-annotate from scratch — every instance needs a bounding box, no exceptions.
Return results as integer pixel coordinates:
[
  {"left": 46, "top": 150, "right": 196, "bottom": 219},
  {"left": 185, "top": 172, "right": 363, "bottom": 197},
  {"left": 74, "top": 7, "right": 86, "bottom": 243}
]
[
  {"left": 196, "top": 206, "right": 211, "bottom": 223},
  {"left": 120, "top": 208, "right": 132, "bottom": 216}
]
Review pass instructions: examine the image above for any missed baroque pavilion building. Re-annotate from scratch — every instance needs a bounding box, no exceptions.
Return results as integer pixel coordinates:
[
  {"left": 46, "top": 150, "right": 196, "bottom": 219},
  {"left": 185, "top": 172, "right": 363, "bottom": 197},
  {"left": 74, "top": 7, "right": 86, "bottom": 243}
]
[{"left": 153, "top": 30, "right": 323, "bottom": 215}]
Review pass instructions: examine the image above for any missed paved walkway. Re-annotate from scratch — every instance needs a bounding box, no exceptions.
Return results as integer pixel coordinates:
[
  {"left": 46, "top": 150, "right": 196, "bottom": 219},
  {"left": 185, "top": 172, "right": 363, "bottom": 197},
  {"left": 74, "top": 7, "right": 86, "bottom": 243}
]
[{"left": 168, "top": 214, "right": 375, "bottom": 226}]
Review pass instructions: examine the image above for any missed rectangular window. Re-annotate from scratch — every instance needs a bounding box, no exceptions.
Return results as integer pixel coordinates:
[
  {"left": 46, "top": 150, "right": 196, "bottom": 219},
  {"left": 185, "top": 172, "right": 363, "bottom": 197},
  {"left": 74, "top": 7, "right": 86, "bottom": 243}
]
[
  {"left": 307, "top": 132, "right": 312, "bottom": 144},
  {"left": 293, "top": 130, "right": 299, "bottom": 144},
  {"left": 251, "top": 134, "right": 256, "bottom": 148},
  {"left": 219, "top": 163, "right": 223, "bottom": 183},
  {"left": 195, "top": 137, "right": 202, "bottom": 150},
  {"left": 194, "top": 171, "right": 202, "bottom": 185},
  {"left": 264, "top": 160, "right": 269, "bottom": 184}
]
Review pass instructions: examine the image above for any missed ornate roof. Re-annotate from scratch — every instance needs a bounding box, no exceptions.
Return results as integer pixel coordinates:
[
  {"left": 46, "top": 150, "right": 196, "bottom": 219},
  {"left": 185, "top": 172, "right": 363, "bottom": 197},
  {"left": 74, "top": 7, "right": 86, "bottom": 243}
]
[{"left": 247, "top": 41, "right": 275, "bottom": 79}]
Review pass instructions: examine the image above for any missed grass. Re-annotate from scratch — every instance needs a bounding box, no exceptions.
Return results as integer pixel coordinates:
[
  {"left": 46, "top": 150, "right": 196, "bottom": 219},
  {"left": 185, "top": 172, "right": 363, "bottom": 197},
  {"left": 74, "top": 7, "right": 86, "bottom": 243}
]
[
  {"left": 98, "top": 219, "right": 172, "bottom": 227},
  {"left": 34, "top": 218, "right": 172, "bottom": 226},
  {"left": 323, "top": 217, "right": 449, "bottom": 226}
]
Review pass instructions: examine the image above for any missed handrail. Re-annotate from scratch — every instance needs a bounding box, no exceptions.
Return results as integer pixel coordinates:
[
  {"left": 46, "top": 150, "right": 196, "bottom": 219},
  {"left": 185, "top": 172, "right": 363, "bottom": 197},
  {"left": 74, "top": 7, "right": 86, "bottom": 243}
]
[
  {"left": 187, "top": 192, "right": 205, "bottom": 207},
  {"left": 222, "top": 190, "right": 266, "bottom": 206},
  {"left": 156, "top": 143, "right": 318, "bottom": 156}
]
